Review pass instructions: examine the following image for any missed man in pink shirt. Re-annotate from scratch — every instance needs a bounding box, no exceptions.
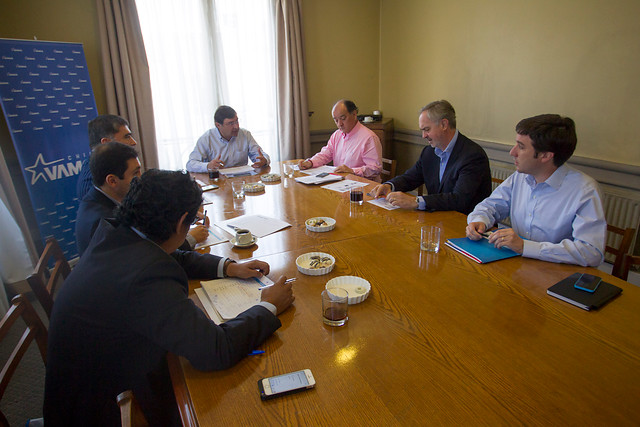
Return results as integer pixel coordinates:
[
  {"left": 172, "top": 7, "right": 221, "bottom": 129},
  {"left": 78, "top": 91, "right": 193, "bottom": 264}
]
[{"left": 298, "top": 100, "right": 382, "bottom": 181}]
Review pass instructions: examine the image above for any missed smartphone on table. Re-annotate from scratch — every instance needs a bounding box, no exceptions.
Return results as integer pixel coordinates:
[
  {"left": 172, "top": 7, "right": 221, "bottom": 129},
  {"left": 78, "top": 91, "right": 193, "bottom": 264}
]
[
  {"left": 258, "top": 369, "right": 315, "bottom": 400},
  {"left": 573, "top": 273, "right": 602, "bottom": 293}
]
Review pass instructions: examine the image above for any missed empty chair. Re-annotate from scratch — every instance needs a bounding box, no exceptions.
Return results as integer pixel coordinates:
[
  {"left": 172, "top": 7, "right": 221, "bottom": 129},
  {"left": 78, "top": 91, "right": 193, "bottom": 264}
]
[
  {"left": 621, "top": 254, "right": 640, "bottom": 282},
  {"left": 117, "top": 390, "right": 149, "bottom": 427},
  {"left": 605, "top": 225, "right": 635, "bottom": 279},
  {"left": 0, "top": 294, "right": 48, "bottom": 427},
  {"left": 380, "top": 158, "right": 397, "bottom": 180},
  {"left": 26, "top": 237, "right": 71, "bottom": 318}
]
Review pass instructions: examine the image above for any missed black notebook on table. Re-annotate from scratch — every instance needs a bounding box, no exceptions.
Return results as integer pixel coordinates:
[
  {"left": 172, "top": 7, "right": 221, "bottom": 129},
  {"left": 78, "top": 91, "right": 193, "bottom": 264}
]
[{"left": 547, "top": 273, "right": 622, "bottom": 311}]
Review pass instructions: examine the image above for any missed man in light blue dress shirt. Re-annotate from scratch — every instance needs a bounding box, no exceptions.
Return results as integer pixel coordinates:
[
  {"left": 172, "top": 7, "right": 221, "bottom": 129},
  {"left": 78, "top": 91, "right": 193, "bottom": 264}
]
[
  {"left": 186, "top": 105, "right": 270, "bottom": 172},
  {"left": 466, "top": 114, "right": 606, "bottom": 267}
]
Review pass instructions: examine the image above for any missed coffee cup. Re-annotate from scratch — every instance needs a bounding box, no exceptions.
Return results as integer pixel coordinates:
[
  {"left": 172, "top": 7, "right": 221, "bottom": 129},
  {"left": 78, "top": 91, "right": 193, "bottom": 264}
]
[
  {"left": 363, "top": 116, "right": 373, "bottom": 123},
  {"left": 235, "top": 228, "right": 253, "bottom": 245}
]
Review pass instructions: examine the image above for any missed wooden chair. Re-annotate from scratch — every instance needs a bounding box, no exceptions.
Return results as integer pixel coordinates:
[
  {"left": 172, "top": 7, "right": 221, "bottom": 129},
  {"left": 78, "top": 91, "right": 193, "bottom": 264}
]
[
  {"left": 0, "top": 294, "right": 48, "bottom": 427},
  {"left": 491, "top": 176, "right": 504, "bottom": 191},
  {"left": 621, "top": 254, "right": 640, "bottom": 282},
  {"left": 26, "top": 237, "right": 71, "bottom": 318},
  {"left": 117, "top": 390, "right": 149, "bottom": 427},
  {"left": 380, "top": 158, "right": 397, "bottom": 180},
  {"left": 605, "top": 225, "right": 635, "bottom": 279}
]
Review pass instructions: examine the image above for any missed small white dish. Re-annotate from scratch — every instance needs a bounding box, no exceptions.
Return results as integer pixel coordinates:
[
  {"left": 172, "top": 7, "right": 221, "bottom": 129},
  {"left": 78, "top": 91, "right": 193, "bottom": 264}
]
[
  {"left": 261, "top": 173, "right": 281, "bottom": 182},
  {"left": 326, "top": 276, "right": 371, "bottom": 304},
  {"left": 243, "top": 182, "right": 265, "bottom": 193},
  {"left": 305, "top": 217, "right": 336, "bottom": 233},
  {"left": 230, "top": 235, "right": 257, "bottom": 248},
  {"left": 296, "top": 252, "right": 335, "bottom": 276}
]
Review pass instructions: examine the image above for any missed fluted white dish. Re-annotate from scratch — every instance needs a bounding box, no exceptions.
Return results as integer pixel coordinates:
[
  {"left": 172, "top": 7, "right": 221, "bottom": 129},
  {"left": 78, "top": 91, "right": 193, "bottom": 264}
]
[
  {"left": 326, "top": 276, "right": 371, "bottom": 304},
  {"left": 305, "top": 217, "right": 336, "bottom": 233},
  {"left": 296, "top": 252, "right": 335, "bottom": 276}
]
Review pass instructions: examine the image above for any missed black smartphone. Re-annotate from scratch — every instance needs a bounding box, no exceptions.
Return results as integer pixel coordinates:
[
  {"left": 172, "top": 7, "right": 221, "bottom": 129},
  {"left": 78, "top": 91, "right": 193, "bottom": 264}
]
[
  {"left": 573, "top": 273, "right": 602, "bottom": 293},
  {"left": 258, "top": 369, "right": 315, "bottom": 400}
]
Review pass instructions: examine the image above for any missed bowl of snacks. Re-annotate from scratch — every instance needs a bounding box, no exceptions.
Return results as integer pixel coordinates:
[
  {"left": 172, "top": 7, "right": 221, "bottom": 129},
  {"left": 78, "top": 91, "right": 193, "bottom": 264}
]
[
  {"left": 261, "top": 173, "right": 281, "bottom": 183},
  {"left": 243, "top": 182, "right": 265, "bottom": 193},
  {"left": 326, "top": 276, "right": 371, "bottom": 304},
  {"left": 296, "top": 252, "right": 336, "bottom": 276},
  {"left": 305, "top": 217, "right": 336, "bottom": 232}
]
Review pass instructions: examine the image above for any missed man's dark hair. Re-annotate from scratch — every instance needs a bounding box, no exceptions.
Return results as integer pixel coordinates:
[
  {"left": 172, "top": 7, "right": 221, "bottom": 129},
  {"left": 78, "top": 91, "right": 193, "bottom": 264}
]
[
  {"left": 89, "top": 142, "right": 138, "bottom": 186},
  {"left": 116, "top": 170, "right": 202, "bottom": 243},
  {"left": 516, "top": 114, "right": 577, "bottom": 167},
  {"left": 337, "top": 99, "right": 358, "bottom": 114},
  {"left": 214, "top": 105, "right": 237, "bottom": 125},
  {"left": 87, "top": 115, "right": 129, "bottom": 149},
  {"left": 420, "top": 100, "right": 457, "bottom": 129}
]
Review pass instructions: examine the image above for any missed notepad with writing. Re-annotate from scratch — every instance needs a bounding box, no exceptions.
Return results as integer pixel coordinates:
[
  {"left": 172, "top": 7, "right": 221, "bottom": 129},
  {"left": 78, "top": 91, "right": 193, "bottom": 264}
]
[
  {"left": 201, "top": 276, "right": 273, "bottom": 320},
  {"left": 547, "top": 273, "right": 622, "bottom": 311},
  {"left": 445, "top": 237, "right": 520, "bottom": 264}
]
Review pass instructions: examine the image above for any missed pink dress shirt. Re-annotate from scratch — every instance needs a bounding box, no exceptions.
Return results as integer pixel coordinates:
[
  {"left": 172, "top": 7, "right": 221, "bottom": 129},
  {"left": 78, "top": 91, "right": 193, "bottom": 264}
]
[{"left": 309, "top": 122, "right": 382, "bottom": 181}]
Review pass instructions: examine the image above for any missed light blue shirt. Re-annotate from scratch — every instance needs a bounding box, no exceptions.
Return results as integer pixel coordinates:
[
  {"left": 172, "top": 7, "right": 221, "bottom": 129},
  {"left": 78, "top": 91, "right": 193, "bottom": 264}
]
[
  {"left": 415, "top": 130, "right": 458, "bottom": 210},
  {"left": 467, "top": 165, "right": 606, "bottom": 266},
  {"left": 186, "top": 127, "right": 270, "bottom": 172}
]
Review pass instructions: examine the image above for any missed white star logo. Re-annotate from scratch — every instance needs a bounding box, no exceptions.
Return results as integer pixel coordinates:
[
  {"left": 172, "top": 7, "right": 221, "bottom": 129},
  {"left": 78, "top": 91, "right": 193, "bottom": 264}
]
[{"left": 24, "top": 153, "right": 64, "bottom": 185}]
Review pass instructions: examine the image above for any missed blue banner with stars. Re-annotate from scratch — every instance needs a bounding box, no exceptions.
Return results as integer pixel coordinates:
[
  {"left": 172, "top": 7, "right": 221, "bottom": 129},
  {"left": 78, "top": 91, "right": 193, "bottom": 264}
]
[{"left": 0, "top": 39, "right": 97, "bottom": 259}]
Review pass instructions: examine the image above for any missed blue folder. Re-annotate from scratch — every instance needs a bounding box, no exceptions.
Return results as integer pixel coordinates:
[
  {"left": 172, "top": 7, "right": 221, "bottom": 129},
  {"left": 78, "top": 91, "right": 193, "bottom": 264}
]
[{"left": 445, "top": 237, "right": 520, "bottom": 264}]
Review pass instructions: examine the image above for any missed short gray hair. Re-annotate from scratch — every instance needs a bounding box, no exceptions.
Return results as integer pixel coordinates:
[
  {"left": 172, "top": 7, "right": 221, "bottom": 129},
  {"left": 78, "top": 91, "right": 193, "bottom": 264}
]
[{"left": 420, "top": 100, "right": 456, "bottom": 129}]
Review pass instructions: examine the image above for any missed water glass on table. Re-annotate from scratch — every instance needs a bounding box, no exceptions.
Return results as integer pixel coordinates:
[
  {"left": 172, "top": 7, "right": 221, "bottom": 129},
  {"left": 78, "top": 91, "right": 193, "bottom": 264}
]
[
  {"left": 349, "top": 187, "right": 364, "bottom": 205},
  {"left": 322, "top": 288, "right": 348, "bottom": 326},
  {"left": 283, "top": 163, "right": 295, "bottom": 178},
  {"left": 232, "top": 180, "right": 245, "bottom": 199},
  {"left": 420, "top": 225, "right": 441, "bottom": 253},
  {"left": 207, "top": 166, "right": 219, "bottom": 181}
]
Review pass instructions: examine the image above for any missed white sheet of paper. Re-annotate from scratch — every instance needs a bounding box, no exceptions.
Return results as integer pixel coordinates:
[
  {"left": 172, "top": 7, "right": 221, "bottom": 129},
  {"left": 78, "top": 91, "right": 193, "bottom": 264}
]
[
  {"left": 367, "top": 197, "right": 401, "bottom": 210},
  {"left": 294, "top": 174, "right": 343, "bottom": 185},
  {"left": 219, "top": 165, "right": 257, "bottom": 177},
  {"left": 321, "top": 179, "right": 368, "bottom": 193},
  {"left": 194, "top": 288, "right": 223, "bottom": 324},
  {"left": 202, "top": 192, "right": 216, "bottom": 205},
  {"left": 193, "top": 227, "right": 229, "bottom": 249},
  {"left": 299, "top": 165, "right": 337, "bottom": 175},
  {"left": 214, "top": 214, "right": 291, "bottom": 237},
  {"left": 201, "top": 276, "right": 274, "bottom": 320}
]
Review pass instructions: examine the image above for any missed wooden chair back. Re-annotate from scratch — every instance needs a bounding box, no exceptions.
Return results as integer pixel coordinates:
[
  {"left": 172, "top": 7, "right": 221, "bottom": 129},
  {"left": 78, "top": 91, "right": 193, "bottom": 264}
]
[
  {"left": 491, "top": 176, "right": 504, "bottom": 191},
  {"left": 605, "top": 225, "right": 635, "bottom": 278},
  {"left": 381, "top": 158, "right": 397, "bottom": 180},
  {"left": 0, "top": 294, "right": 48, "bottom": 427},
  {"left": 621, "top": 254, "right": 640, "bottom": 282},
  {"left": 117, "top": 390, "right": 149, "bottom": 427},
  {"left": 26, "top": 237, "right": 71, "bottom": 318}
]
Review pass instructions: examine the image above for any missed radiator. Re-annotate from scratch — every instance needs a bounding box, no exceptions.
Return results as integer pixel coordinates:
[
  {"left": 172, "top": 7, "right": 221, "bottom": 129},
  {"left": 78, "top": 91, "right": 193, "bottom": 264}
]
[{"left": 490, "top": 165, "right": 640, "bottom": 262}]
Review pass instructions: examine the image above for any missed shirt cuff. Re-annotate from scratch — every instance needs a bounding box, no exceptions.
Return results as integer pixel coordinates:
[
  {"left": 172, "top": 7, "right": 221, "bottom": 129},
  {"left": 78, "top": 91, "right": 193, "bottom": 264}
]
[
  {"left": 521, "top": 240, "right": 539, "bottom": 259},
  {"left": 258, "top": 301, "right": 277, "bottom": 316},
  {"left": 185, "top": 234, "right": 196, "bottom": 249},
  {"left": 218, "top": 258, "right": 234, "bottom": 278},
  {"left": 416, "top": 196, "right": 426, "bottom": 211},
  {"left": 383, "top": 181, "right": 395, "bottom": 192}
]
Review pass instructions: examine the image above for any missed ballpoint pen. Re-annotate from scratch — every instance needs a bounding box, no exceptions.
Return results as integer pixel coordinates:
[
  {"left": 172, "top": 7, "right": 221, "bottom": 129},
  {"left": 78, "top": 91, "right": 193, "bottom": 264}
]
[{"left": 284, "top": 278, "right": 297, "bottom": 284}]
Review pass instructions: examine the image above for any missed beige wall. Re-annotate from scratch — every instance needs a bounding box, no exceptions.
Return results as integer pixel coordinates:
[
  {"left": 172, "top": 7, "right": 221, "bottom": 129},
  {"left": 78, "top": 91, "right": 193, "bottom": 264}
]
[
  {"left": 302, "top": 0, "right": 381, "bottom": 130},
  {"left": 378, "top": 0, "right": 640, "bottom": 165},
  {"left": 0, "top": 0, "right": 107, "bottom": 113}
]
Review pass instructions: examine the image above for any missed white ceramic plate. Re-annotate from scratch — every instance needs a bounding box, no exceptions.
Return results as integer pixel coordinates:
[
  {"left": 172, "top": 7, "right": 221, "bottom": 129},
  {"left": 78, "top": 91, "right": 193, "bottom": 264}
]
[
  {"left": 326, "top": 276, "right": 371, "bottom": 304},
  {"left": 296, "top": 252, "right": 335, "bottom": 276},
  {"left": 305, "top": 217, "right": 336, "bottom": 232},
  {"left": 230, "top": 235, "right": 257, "bottom": 248}
]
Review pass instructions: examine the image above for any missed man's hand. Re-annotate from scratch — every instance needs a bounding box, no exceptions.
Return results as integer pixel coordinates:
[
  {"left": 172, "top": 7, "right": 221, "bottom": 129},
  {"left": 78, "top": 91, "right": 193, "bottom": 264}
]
[
  {"left": 261, "top": 275, "right": 295, "bottom": 315},
  {"left": 334, "top": 164, "right": 354, "bottom": 174},
  {"left": 188, "top": 226, "right": 208, "bottom": 243},
  {"left": 207, "top": 158, "right": 224, "bottom": 169},
  {"left": 251, "top": 149, "right": 268, "bottom": 169},
  {"left": 386, "top": 191, "right": 418, "bottom": 209},
  {"left": 226, "top": 260, "right": 270, "bottom": 279},
  {"left": 466, "top": 222, "right": 487, "bottom": 240},
  {"left": 370, "top": 183, "right": 391, "bottom": 198},
  {"left": 298, "top": 159, "right": 312, "bottom": 170},
  {"left": 487, "top": 228, "right": 524, "bottom": 254}
]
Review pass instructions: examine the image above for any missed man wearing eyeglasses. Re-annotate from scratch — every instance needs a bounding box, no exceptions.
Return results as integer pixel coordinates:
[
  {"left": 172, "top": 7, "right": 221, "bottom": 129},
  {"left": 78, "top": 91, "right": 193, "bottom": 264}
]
[{"left": 186, "top": 105, "right": 270, "bottom": 172}]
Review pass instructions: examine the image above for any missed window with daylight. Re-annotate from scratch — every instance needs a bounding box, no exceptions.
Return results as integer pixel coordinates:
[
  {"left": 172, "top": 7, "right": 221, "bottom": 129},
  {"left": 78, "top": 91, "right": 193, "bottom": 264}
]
[{"left": 135, "top": 0, "right": 278, "bottom": 170}]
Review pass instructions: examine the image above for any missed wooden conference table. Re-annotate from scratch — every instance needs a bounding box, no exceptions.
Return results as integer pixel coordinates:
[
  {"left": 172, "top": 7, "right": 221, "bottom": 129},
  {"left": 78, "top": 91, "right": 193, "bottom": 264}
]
[{"left": 169, "top": 163, "right": 640, "bottom": 426}]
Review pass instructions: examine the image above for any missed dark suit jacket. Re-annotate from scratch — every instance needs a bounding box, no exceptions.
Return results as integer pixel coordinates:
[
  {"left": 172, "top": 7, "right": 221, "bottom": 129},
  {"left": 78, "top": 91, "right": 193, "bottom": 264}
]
[
  {"left": 44, "top": 220, "right": 281, "bottom": 426},
  {"left": 75, "top": 186, "right": 117, "bottom": 256},
  {"left": 388, "top": 132, "right": 492, "bottom": 214},
  {"left": 76, "top": 157, "right": 92, "bottom": 200}
]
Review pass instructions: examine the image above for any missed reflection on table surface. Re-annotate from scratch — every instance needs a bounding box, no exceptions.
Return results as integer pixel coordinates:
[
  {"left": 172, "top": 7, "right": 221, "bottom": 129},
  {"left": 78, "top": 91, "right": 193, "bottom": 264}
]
[{"left": 171, "top": 162, "right": 640, "bottom": 426}]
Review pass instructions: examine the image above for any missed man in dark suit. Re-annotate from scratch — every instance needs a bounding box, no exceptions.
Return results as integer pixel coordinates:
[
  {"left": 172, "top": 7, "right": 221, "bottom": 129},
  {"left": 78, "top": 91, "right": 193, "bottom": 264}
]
[
  {"left": 371, "top": 100, "right": 491, "bottom": 214},
  {"left": 75, "top": 142, "right": 140, "bottom": 256},
  {"left": 45, "top": 169, "right": 295, "bottom": 426}
]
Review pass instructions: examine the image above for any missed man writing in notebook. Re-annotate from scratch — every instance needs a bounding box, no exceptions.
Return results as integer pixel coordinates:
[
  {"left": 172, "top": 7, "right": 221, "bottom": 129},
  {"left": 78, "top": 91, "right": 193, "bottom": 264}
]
[
  {"left": 466, "top": 114, "right": 606, "bottom": 266},
  {"left": 45, "top": 169, "right": 294, "bottom": 425},
  {"left": 186, "top": 105, "right": 270, "bottom": 172},
  {"left": 370, "top": 100, "right": 491, "bottom": 213}
]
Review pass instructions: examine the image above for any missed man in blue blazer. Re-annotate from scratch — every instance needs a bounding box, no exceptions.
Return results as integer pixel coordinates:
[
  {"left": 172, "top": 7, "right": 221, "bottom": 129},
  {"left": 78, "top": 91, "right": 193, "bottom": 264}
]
[
  {"left": 371, "top": 100, "right": 491, "bottom": 214},
  {"left": 46, "top": 169, "right": 295, "bottom": 426}
]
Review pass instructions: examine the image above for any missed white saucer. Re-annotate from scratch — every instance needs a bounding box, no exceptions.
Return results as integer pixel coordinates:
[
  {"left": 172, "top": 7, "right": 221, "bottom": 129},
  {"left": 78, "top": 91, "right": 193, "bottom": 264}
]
[{"left": 230, "top": 235, "right": 257, "bottom": 248}]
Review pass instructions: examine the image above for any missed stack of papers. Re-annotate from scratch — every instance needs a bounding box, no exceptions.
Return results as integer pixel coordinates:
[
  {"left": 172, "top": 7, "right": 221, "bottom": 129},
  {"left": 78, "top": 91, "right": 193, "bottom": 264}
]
[
  {"left": 197, "top": 276, "right": 273, "bottom": 322},
  {"left": 445, "top": 237, "right": 520, "bottom": 264},
  {"left": 295, "top": 174, "right": 343, "bottom": 185},
  {"left": 322, "top": 179, "right": 368, "bottom": 193},
  {"left": 367, "top": 198, "right": 400, "bottom": 210},
  {"left": 193, "top": 227, "right": 229, "bottom": 249},
  {"left": 214, "top": 214, "right": 291, "bottom": 237},
  {"left": 298, "top": 165, "right": 337, "bottom": 175},
  {"left": 220, "top": 165, "right": 257, "bottom": 177}
]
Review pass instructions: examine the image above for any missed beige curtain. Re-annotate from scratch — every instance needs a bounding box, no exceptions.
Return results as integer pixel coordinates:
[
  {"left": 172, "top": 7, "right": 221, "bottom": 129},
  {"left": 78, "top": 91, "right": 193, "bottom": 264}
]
[
  {"left": 96, "top": 0, "right": 159, "bottom": 170},
  {"left": 274, "top": 0, "right": 310, "bottom": 160}
]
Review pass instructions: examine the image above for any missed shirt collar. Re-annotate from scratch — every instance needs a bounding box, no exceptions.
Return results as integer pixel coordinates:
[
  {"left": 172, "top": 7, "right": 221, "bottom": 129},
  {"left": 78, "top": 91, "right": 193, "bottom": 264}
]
[
  {"left": 215, "top": 127, "right": 235, "bottom": 144},
  {"left": 342, "top": 121, "right": 361, "bottom": 140},
  {"left": 435, "top": 129, "right": 459, "bottom": 158},
  {"left": 525, "top": 164, "right": 568, "bottom": 190},
  {"left": 94, "top": 185, "right": 120, "bottom": 206}
]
